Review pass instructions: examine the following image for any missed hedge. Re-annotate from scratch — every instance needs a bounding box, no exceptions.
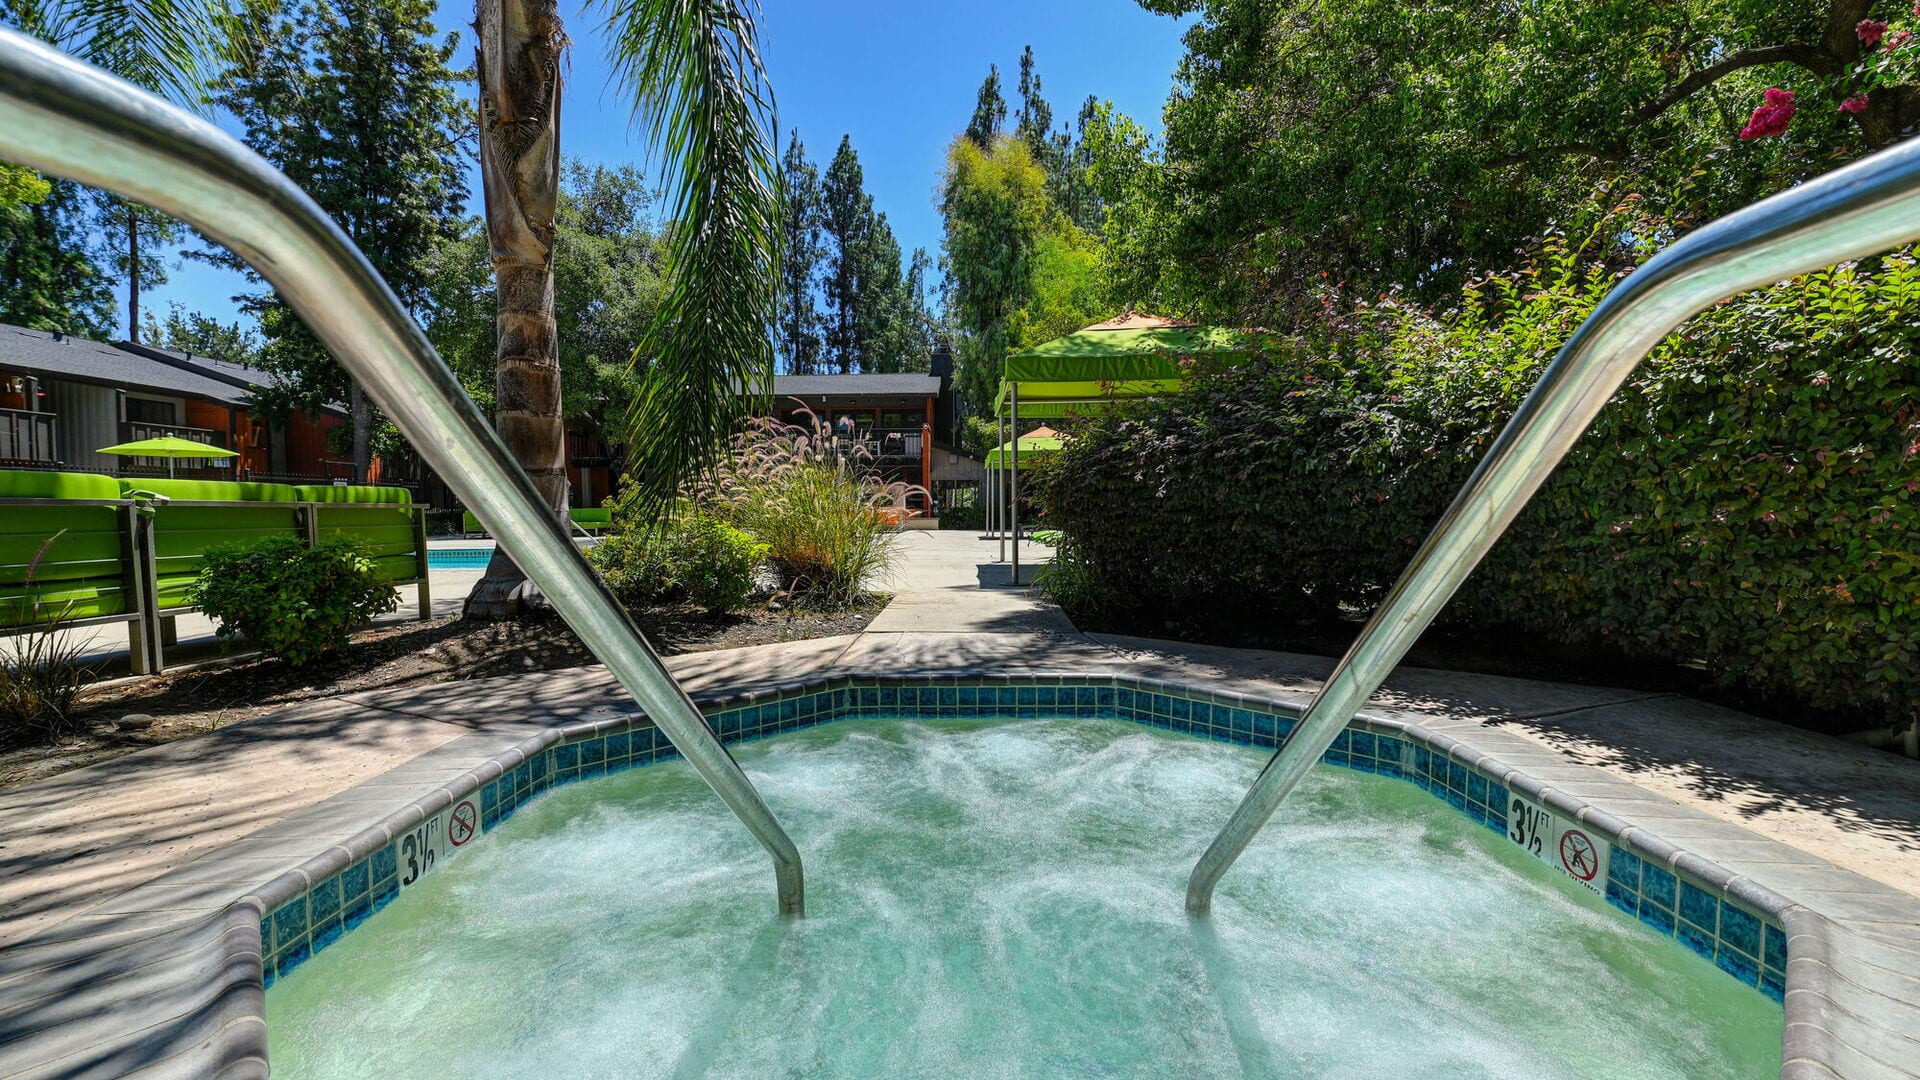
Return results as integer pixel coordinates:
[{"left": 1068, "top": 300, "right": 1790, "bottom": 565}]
[{"left": 1040, "top": 219, "right": 1920, "bottom": 726}]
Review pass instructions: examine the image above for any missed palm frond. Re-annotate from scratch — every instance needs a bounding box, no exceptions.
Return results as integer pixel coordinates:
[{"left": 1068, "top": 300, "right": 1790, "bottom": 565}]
[
  {"left": 593, "top": 0, "right": 780, "bottom": 524},
  {"left": 0, "top": 0, "right": 237, "bottom": 109}
]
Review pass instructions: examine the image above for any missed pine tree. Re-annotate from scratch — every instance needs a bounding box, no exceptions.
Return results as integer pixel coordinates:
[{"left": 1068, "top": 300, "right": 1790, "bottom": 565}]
[
  {"left": 1015, "top": 46, "right": 1052, "bottom": 157},
  {"left": 211, "top": 0, "right": 469, "bottom": 478},
  {"left": 821, "top": 135, "right": 869, "bottom": 373},
  {"left": 778, "top": 131, "right": 826, "bottom": 374},
  {"left": 0, "top": 180, "right": 116, "bottom": 337},
  {"left": 89, "top": 193, "right": 180, "bottom": 341},
  {"left": 966, "top": 64, "right": 1007, "bottom": 148}
]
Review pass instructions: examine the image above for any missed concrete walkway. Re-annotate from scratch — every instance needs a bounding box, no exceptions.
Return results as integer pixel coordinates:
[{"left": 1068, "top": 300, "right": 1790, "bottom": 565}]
[{"left": 1, "top": 530, "right": 1917, "bottom": 1079}]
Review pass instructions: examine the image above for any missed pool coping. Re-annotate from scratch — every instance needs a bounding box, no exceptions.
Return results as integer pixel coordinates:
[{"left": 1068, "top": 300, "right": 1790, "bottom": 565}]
[{"left": 1, "top": 663, "right": 1915, "bottom": 1080}]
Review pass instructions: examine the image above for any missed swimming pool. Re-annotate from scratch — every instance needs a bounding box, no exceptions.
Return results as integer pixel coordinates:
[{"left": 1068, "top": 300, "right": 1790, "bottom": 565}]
[
  {"left": 263, "top": 710, "right": 1782, "bottom": 1077},
  {"left": 426, "top": 546, "right": 493, "bottom": 569}
]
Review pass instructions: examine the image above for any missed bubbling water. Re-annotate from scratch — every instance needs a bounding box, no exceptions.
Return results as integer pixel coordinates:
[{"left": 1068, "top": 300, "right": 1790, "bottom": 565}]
[{"left": 268, "top": 717, "right": 1782, "bottom": 1078}]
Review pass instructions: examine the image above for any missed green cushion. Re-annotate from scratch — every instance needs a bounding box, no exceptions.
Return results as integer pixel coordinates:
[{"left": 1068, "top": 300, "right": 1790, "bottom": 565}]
[
  {"left": 120, "top": 478, "right": 303, "bottom": 503},
  {"left": 152, "top": 574, "right": 198, "bottom": 611},
  {"left": 313, "top": 505, "right": 413, "bottom": 531},
  {"left": 570, "top": 508, "right": 613, "bottom": 526},
  {"left": 294, "top": 484, "right": 415, "bottom": 505},
  {"left": 462, "top": 510, "right": 483, "bottom": 534},
  {"left": 0, "top": 470, "right": 122, "bottom": 501},
  {"left": 371, "top": 554, "right": 422, "bottom": 582},
  {"left": 0, "top": 578, "right": 129, "bottom": 624}
]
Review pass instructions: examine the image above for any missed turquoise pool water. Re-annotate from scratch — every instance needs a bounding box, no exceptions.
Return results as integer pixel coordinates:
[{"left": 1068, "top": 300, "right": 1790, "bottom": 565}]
[
  {"left": 425, "top": 547, "right": 491, "bottom": 569},
  {"left": 266, "top": 717, "right": 1782, "bottom": 1077}
]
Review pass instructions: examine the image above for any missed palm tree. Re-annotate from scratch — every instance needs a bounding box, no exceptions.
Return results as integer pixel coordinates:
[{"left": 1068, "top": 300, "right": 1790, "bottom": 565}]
[
  {"left": 464, "top": 0, "right": 779, "bottom": 617},
  {"left": 0, "top": 0, "right": 233, "bottom": 335}
]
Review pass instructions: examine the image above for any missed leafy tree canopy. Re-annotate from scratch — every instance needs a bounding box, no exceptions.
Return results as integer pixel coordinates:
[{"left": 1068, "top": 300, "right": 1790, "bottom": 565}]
[
  {"left": 0, "top": 180, "right": 115, "bottom": 336},
  {"left": 1122, "top": 0, "right": 1906, "bottom": 322}
]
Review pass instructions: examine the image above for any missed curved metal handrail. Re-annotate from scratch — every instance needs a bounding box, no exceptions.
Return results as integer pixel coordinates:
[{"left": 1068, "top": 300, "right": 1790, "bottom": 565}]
[
  {"left": 1187, "top": 135, "right": 1920, "bottom": 913},
  {"left": 0, "top": 29, "right": 805, "bottom": 916}
]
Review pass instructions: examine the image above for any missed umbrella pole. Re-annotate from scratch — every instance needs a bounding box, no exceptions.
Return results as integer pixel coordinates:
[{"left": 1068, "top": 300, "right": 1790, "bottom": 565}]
[
  {"left": 1010, "top": 385, "right": 1020, "bottom": 586},
  {"left": 995, "top": 410, "right": 1005, "bottom": 563}
]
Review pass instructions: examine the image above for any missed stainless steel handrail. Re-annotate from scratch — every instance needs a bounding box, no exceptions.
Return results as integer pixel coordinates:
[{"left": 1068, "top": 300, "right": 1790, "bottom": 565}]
[
  {"left": 0, "top": 29, "right": 806, "bottom": 916},
  {"left": 1187, "top": 136, "right": 1920, "bottom": 913}
]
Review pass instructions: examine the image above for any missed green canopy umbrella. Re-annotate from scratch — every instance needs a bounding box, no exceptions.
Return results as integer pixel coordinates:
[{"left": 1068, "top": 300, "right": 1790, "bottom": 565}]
[
  {"left": 993, "top": 320, "right": 1269, "bottom": 419},
  {"left": 984, "top": 428, "right": 1063, "bottom": 469},
  {"left": 988, "top": 313, "right": 1270, "bottom": 580},
  {"left": 97, "top": 435, "right": 239, "bottom": 477}
]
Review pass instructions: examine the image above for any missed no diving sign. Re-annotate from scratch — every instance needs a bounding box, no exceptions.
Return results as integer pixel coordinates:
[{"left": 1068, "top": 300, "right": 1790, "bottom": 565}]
[
  {"left": 1508, "top": 793, "right": 1609, "bottom": 896},
  {"left": 449, "top": 799, "right": 477, "bottom": 847}
]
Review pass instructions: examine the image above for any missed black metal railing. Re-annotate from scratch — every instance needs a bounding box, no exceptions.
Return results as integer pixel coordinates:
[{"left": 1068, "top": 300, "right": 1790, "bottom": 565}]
[{"left": 0, "top": 407, "right": 57, "bottom": 465}]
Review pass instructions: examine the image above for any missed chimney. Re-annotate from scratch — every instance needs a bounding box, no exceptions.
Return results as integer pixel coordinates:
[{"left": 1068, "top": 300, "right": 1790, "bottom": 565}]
[{"left": 929, "top": 344, "right": 953, "bottom": 381}]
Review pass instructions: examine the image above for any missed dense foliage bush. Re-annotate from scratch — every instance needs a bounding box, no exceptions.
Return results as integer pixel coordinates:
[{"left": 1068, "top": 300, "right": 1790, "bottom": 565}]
[
  {"left": 190, "top": 537, "right": 398, "bottom": 667},
  {"left": 1042, "top": 213, "right": 1920, "bottom": 725},
  {"left": 939, "top": 499, "right": 984, "bottom": 531},
  {"left": 588, "top": 512, "right": 766, "bottom": 614}
]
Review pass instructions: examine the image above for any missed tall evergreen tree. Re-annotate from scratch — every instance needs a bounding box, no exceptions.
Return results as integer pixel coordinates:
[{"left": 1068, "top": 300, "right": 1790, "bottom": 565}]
[
  {"left": 820, "top": 135, "right": 869, "bottom": 373},
  {"left": 0, "top": 179, "right": 115, "bottom": 337},
  {"left": 1015, "top": 46, "right": 1052, "bottom": 157},
  {"left": 778, "top": 130, "right": 826, "bottom": 374},
  {"left": 88, "top": 193, "right": 180, "bottom": 341},
  {"left": 966, "top": 64, "right": 1008, "bottom": 148},
  {"left": 1051, "top": 95, "right": 1104, "bottom": 233},
  {"left": 140, "top": 303, "right": 265, "bottom": 365},
  {"left": 211, "top": 0, "right": 470, "bottom": 479}
]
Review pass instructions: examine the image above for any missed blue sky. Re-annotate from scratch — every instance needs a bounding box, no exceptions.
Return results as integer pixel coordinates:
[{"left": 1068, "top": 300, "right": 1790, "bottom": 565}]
[{"left": 144, "top": 0, "right": 1191, "bottom": 333}]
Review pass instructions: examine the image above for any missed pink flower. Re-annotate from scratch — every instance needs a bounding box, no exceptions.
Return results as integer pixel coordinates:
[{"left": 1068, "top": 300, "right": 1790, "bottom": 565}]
[
  {"left": 1840, "top": 94, "right": 1870, "bottom": 114},
  {"left": 1859, "top": 18, "right": 1889, "bottom": 45},
  {"left": 1740, "top": 88, "right": 1797, "bottom": 139},
  {"left": 1887, "top": 29, "right": 1913, "bottom": 49}
]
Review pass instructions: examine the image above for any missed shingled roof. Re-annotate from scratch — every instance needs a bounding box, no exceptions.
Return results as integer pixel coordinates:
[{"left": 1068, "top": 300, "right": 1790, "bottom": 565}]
[
  {"left": 764, "top": 373, "right": 942, "bottom": 398},
  {"left": 0, "top": 324, "right": 255, "bottom": 406}
]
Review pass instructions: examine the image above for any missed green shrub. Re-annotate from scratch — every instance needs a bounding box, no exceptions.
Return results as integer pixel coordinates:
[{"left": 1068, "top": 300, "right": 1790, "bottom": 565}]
[
  {"left": 939, "top": 499, "right": 984, "bottom": 531},
  {"left": 588, "top": 512, "right": 766, "bottom": 614},
  {"left": 1041, "top": 205, "right": 1920, "bottom": 726},
  {"left": 190, "top": 536, "right": 398, "bottom": 667}
]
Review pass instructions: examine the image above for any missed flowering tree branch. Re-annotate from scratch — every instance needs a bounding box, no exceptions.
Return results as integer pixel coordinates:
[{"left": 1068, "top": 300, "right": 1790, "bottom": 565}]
[{"left": 1487, "top": 0, "right": 1920, "bottom": 170}]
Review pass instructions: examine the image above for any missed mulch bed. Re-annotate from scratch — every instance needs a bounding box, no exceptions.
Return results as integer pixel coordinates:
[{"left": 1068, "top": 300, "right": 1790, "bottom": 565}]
[{"left": 0, "top": 598, "right": 883, "bottom": 790}]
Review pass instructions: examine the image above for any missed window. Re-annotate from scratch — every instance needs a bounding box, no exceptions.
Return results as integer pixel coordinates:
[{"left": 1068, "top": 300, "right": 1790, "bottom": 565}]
[{"left": 125, "top": 398, "right": 177, "bottom": 425}]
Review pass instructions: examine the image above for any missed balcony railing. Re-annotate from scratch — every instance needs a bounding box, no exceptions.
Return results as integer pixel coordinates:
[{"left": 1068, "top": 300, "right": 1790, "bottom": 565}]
[
  {"left": 118, "top": 420, "right": 229, "bottom": 472},
  {"left": 0, "top": 408, "right": 57, "bottom": 465},
  {"left": 828, "top": 427, "right": 925, "bottom": 465}
]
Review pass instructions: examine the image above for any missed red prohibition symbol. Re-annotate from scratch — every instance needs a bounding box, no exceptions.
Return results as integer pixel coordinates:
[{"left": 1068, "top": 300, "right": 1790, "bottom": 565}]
[
  {"left": 449, "top": 800, "right": 478, "bottom": 847},
  {"left": 1559, "top": 828, "right": 1599, "bottom": 882}
]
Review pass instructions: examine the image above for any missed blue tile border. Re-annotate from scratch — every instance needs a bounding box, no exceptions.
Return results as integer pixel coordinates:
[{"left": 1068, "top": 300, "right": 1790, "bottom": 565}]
[{"left": 256, "top": 674, "right": 1790, "bottom": 1007}]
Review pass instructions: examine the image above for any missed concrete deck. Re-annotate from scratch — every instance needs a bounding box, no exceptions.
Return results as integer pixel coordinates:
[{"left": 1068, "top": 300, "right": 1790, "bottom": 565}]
[{"left": 0, "top": 531, "right": 1915, "bottom": 1079}]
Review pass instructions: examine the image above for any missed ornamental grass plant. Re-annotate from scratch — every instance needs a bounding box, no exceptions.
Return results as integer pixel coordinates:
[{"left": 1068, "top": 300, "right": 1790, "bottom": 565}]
[{"left": 690, "top": 411, "right": 912, "bottom": 609}]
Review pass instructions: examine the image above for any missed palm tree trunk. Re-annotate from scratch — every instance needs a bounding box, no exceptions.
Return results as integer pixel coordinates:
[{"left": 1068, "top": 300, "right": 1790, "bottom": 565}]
[{"left": 465, "top": 0, "right": 569, "bottom": 619}]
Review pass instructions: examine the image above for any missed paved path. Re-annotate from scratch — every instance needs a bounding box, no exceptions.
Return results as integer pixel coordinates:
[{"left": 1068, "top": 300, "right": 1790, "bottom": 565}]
[{"left": 1, "top": 530, "right": 1917, "bottom": 1079}]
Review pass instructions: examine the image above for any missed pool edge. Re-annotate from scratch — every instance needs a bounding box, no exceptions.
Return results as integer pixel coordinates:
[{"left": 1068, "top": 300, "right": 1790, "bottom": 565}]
[{"left": 5, "top": 671, "right": 1909, "bottom": 1080}]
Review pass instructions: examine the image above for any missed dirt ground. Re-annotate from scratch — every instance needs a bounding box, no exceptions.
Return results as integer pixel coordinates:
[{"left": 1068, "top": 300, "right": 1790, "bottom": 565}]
[{"left": 0, "top": 599, "right": 881, "bottom": 790}]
